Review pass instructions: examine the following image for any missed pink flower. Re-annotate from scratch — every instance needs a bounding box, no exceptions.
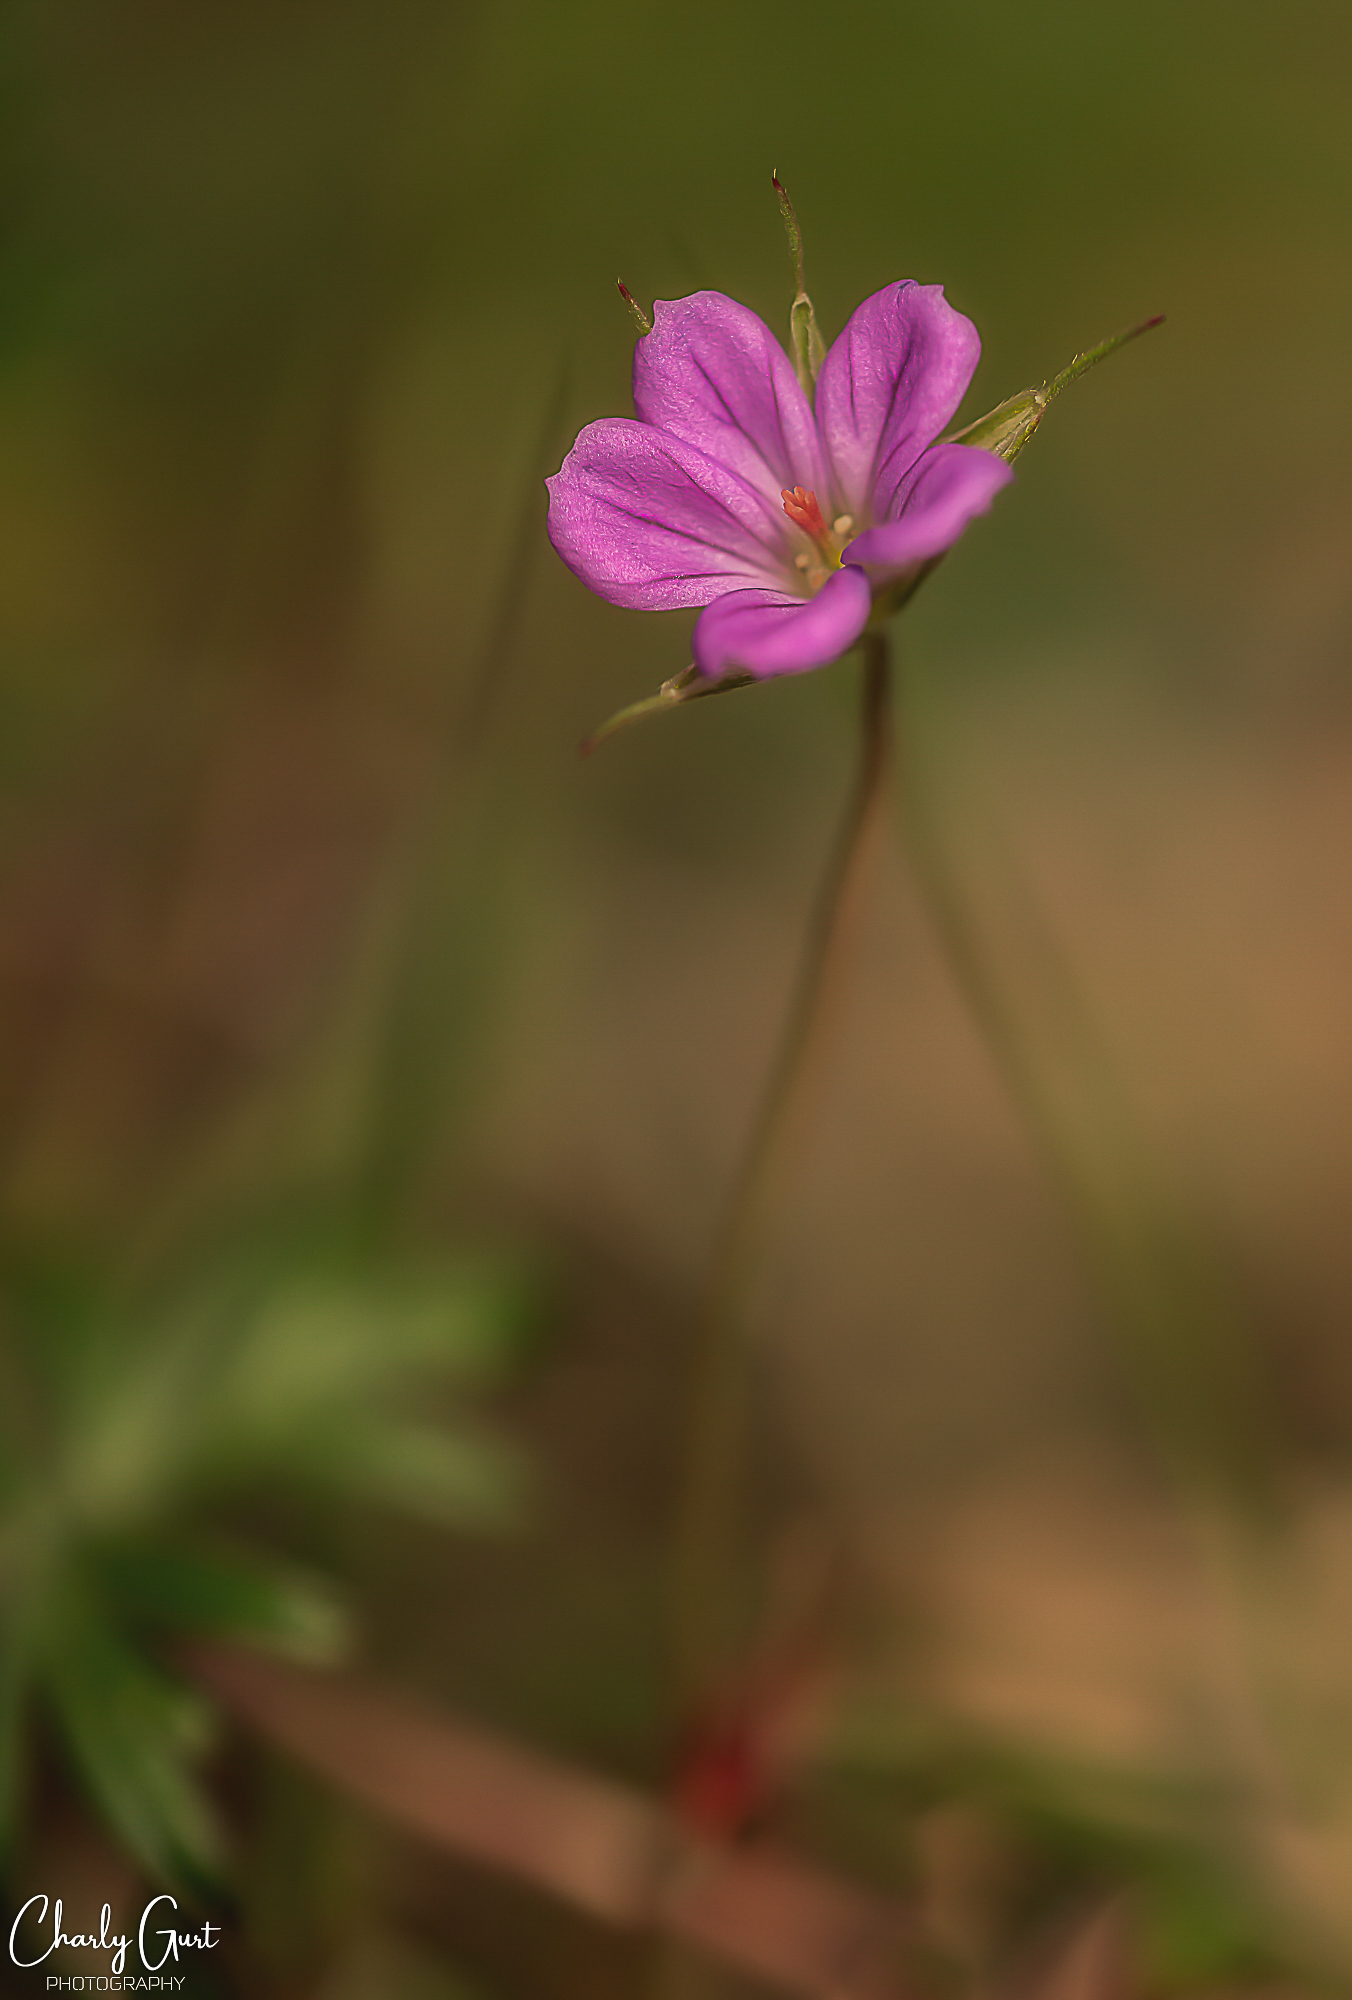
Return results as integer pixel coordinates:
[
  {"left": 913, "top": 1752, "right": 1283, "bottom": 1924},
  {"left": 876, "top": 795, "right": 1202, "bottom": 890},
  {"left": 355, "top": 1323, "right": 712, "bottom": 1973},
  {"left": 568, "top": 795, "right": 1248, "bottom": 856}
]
[{"left": 547, "top": 283, "right": 1012, "bottom": 680}]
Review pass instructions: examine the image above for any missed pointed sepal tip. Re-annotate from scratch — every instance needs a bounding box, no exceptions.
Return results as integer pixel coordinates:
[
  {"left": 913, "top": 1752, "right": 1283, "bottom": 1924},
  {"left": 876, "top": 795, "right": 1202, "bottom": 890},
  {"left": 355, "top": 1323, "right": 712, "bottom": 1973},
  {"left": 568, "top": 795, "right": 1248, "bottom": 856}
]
[
  {"left": 772, "top": 172, "right": 826, "bottom": 400},
  {"left": 617, "top": 279, "right": 652, "bottom": 337},
  {"left": 580, "top": 664, "right": 756, "bottom": 757}
]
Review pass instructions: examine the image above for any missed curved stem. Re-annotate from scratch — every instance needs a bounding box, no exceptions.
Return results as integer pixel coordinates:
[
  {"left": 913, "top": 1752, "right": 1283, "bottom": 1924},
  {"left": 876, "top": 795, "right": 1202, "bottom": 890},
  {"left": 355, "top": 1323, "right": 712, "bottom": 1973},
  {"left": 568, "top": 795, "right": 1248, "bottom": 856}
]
[
  {"left": 667, "top": 631, "right": 893, "bottom": 1714},
  {"left": 892, "top": 650, "right": 1269, "bottom": 1510},
  {"left": 889, "top": 656, "right": 1311, "bottom": 1897}
]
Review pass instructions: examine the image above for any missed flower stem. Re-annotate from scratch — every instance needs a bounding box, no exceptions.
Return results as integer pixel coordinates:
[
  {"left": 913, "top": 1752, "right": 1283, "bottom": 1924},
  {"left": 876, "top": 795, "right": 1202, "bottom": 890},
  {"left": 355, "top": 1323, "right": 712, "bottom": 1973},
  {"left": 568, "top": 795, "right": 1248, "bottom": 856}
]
[{"left": 666, "top": 630, "right": 893, "bottom": 1714}]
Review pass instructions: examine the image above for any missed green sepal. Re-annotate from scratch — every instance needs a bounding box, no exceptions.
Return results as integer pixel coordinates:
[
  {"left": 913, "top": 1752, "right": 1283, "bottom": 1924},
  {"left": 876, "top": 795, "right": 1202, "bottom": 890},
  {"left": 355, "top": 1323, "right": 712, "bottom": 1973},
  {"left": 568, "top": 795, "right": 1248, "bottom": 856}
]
[
  {"left": 617, "top": 280, "right": 652, "bottom": 337},
  {"left": 947, "top": 314, "right": 1164, "bottom": 465},
  {"left": 774, "top": 175, "right": 826, "bottom": 400},
  {"left": 945, "top": 386, "right": 1049, "bottom": 464},
  {"left": 581, "top": 663, "right": 757, "bottom": 756}
]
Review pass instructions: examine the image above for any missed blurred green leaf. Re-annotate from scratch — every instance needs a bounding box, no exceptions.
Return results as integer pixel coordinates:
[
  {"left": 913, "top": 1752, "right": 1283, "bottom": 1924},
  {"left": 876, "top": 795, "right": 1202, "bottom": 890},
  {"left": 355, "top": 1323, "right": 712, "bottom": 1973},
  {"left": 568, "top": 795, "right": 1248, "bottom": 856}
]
[
  {"left": 322, "top": 1420, "right": 525, "bottom": 1529},
  {"left": 212, "top": 1266, "right": 519, "bottom": 1427},
  {"left": 91, "top": 1541, "right": 349, "bottom": 1663},
  {"left": 831, "top": 1701, "right": 1283, "bottom": 1984},
  {"left": 1138, "top": 1851, "right": 1276, "bottom": 1986},
  {"left": 42, "top": 1575, "right": 223, "bottom": 1887},
  {"left": 0, "top": 1232, "right": 541, "bottom": 1885}
]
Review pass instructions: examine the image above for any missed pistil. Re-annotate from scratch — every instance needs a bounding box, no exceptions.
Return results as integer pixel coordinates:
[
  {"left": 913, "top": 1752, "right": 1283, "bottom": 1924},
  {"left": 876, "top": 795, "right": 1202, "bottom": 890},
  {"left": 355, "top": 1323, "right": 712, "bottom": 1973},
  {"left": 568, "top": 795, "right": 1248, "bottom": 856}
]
[
  {"left": 780, "top": 485, "right": 831, "bottom": 544},
  {"left": 782, "top": 487, "right": 855, "bottom": 594}
]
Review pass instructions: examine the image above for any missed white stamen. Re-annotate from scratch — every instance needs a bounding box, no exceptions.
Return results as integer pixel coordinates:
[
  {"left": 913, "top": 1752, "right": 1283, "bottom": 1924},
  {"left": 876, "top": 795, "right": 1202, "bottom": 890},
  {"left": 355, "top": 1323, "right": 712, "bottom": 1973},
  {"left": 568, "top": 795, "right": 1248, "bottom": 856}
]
[
  {"left": 832, "top": 514, "right": 854, "bottom": 536},
  {"left": 793, "top": 552, "right": 811, "bottom": 570}
]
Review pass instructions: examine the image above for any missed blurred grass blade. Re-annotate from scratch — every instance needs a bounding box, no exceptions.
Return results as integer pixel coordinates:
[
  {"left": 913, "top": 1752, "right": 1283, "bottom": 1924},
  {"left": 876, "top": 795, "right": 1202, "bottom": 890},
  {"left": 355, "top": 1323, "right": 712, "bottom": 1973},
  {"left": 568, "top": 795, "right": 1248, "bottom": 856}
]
[
  {"left": 458, "top": 359, "right": 573, "bottom": 751},
  {"left": 0, "top": 1620, "right": 27, "bottom": 1869},
  {"left": 92, "top": 1542, "right": 349, "bottom": 1663},
  {"left": 195, "top": 1262, "right": 528, "bottom": 1477},
  {"left": 43, "top": 1579, "right": 223, "bottom": 1887}
]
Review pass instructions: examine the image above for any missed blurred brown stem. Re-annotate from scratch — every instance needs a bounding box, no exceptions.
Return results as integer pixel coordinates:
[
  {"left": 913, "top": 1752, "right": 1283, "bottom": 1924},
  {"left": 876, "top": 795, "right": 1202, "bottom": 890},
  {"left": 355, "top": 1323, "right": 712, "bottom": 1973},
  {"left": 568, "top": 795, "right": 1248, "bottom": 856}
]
[
  {"left": 667, "top": 630, "right": 893, "bottom": 1714},
  {"left": 186, "top": 1640, "right": 911, "bottom": 1998}
]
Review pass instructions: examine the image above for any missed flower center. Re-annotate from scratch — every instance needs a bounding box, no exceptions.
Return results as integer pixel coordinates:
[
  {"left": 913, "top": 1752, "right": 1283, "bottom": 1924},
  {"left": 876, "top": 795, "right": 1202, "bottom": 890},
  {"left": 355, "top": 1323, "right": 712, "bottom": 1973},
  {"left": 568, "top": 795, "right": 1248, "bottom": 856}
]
[{"left": 780, "top": 486, "right": 856, "bottom": 595}]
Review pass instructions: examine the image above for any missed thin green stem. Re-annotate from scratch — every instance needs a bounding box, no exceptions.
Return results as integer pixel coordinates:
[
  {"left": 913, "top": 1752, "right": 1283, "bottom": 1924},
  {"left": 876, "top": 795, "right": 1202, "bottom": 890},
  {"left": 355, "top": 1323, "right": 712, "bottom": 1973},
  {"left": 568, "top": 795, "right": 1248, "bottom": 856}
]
[
  {"left": 666, "top": 631, "right": 893, "bottom": 1713},
  {"left": 1045, "top": 313, "right": 1166, "bottom": 399}
]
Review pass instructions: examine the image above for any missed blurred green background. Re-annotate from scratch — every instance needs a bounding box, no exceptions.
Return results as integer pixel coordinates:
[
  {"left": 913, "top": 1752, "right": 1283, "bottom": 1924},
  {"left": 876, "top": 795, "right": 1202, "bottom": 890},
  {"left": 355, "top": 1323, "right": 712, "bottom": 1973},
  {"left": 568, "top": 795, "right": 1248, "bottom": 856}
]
[{"left": 1, "top": 0, "right": 1351, "bottom": 1993}]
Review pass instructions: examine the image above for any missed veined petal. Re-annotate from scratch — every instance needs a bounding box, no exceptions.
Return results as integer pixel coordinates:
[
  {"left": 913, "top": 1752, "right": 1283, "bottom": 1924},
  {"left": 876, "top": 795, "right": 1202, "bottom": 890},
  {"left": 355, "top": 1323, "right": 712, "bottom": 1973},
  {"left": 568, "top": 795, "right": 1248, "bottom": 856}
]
[
  {"left": 692, "top": 568, "right": 873, "bottom": 680},
  {"left": 633, "top": 292, "right": 825, "bottom": 504},
  {"left": 547, "top": 418, "right": 786, "bottom": 610},
  {"left": 842, "top": 443, "right": 1012, "bottom": 582},
  {"left": 816, "top": 283, "right": 981, "bottom": 521}
]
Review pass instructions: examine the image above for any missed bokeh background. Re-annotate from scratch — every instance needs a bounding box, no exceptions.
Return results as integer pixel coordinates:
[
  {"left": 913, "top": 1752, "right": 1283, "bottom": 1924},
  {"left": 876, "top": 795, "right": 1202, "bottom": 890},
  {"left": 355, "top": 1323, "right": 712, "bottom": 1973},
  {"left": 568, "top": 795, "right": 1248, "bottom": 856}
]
[{"left": 1, "top": 0, "right": 1351, "bottom": 1993}]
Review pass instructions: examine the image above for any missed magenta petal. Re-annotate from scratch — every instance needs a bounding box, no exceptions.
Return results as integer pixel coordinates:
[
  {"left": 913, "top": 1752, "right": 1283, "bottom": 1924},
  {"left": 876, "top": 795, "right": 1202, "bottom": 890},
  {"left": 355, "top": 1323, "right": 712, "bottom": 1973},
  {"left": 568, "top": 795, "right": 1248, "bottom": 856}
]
[
  {"left": 547, "top": 418, "right": 786, "bottom": 610},
  {"left": 692, "top": 568, "right": 873, "bottom": 680},
  {"left": 633, "top": 292, "right": 826, "bottom": 506},
  {"left": 842, "top": 443, "right": 1012, "bottom": 583},
  {"left": 815, "top": 283, "right": 982, "bottom": 521}
]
